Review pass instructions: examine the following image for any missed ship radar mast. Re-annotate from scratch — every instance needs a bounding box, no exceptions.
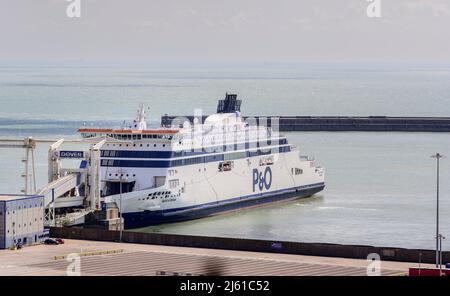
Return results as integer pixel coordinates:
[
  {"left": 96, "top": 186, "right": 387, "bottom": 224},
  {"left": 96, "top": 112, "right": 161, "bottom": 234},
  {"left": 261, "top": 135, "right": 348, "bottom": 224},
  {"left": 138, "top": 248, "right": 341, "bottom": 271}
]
[{"left": 131, "top": 103, "right": 147, "bottom": 130}]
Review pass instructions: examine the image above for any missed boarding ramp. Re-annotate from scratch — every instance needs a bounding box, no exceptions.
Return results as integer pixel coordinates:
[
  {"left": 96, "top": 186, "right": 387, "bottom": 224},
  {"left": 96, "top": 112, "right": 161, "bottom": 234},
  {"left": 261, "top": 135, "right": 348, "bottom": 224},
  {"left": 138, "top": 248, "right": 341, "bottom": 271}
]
[
  {"left": 37, "top": 174, "right": 81, "bottom": 207},
  {"left": 55, "top": 209, "right": 92, "bottom": 227}
]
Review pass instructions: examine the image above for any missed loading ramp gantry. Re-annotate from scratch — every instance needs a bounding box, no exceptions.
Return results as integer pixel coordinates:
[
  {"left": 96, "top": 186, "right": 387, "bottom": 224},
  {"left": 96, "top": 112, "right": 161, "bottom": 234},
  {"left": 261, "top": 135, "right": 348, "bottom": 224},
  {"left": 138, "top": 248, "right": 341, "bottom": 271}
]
[
  {"left": 1, "top": 136, "right": 113, "bottom": 226},
  {"left": 0, "top": 137, "right": 38, "bottom": 194},
  {"left": 37, "top": 138, "right": 106, "bottom": 226}
]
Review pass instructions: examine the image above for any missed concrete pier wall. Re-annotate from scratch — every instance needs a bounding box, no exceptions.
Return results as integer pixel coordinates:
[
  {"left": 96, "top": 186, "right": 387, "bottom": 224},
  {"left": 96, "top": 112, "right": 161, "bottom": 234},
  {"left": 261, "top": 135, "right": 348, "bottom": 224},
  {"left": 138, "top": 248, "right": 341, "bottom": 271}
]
[
  {"left": 50, "top": 227, "right": 449, "bottom": 264},
  {"left": 161, "top": 115, "right": 450, "bottom": 132}
]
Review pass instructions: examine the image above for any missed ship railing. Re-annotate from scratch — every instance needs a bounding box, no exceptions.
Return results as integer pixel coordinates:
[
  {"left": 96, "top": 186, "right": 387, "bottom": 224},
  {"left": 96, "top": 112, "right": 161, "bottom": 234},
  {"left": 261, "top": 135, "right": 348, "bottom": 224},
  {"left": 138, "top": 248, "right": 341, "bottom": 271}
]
[
  {"left": 315, "top": 167, "right": 325, "bottom": 175},
  {"left": 140, "top": 183, "right": 167, "bottom": 191},
  {"left": 178, "top": 127, "right": 280, "bottom": 141},
  {"left": 300, "top": 155, "right": 315, "bottom": 161}
]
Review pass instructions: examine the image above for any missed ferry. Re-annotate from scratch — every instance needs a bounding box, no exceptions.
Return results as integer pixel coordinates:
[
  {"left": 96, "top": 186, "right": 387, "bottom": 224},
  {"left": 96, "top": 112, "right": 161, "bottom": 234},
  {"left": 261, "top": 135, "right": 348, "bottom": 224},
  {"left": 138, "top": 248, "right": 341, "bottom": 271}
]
[{"left": 79, "top": 94, "right": 325, "bottom": 228}]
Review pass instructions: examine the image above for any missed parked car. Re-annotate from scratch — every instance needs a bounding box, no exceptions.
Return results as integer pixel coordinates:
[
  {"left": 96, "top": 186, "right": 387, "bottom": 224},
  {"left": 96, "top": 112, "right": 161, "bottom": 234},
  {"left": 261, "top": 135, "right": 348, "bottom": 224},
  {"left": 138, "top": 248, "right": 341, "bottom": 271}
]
[
  {"left": 55, "top": 238, "right": 65, "bottom": 244},
  {"left": 44, "top": 238, "right": 59, "bottom": 245}
]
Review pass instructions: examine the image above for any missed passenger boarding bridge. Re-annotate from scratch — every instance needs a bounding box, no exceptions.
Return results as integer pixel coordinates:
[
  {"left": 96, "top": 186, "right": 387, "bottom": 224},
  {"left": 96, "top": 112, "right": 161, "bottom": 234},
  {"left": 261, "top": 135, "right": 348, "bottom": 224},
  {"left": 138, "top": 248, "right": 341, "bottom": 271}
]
[{"left": 0, "top": 137, "right": 119, "bottom": 227}]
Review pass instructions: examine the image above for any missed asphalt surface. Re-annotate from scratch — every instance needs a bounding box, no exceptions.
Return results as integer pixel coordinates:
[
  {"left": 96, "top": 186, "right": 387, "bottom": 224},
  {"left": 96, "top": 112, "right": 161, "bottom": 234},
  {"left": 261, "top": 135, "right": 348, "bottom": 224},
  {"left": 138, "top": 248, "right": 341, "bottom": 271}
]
[{"left": 0, "top": 239, "right": 421, "bottom": 276}]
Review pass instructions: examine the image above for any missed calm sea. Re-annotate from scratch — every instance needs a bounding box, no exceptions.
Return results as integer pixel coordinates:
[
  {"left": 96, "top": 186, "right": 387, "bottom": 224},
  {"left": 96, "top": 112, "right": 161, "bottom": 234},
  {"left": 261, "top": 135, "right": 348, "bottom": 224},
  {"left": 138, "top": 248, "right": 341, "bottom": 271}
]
[{"left": 1, "top": 62, "right": 449, "bottom": 250}]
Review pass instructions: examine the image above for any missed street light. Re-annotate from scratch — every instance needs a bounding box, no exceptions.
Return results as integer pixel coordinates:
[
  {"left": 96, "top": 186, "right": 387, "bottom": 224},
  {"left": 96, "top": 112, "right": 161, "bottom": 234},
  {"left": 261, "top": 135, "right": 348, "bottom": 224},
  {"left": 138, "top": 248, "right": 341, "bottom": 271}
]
[
  {"left": 438, "top": 234, "right": 446, "bottom": 275},
  {"left": 431, "top": 153, "right": 444, "bottom": 269},
  {"left": 118, "top": 171, "right": 125, "bottom": 242}
]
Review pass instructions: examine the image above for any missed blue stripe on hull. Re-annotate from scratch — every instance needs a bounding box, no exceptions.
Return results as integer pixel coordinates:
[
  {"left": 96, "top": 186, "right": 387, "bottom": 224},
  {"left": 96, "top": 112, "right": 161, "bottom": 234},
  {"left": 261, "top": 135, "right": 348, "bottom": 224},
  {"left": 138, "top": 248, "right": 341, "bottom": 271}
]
[
  {"left": 101, "top": 146, "right": 291, "bottom": 168},
  {"left": 101, "top": 138, "right": 289, "bottom": 159},
  {"left": 124, "top": 184, "right": 325, "bottom": 229}
]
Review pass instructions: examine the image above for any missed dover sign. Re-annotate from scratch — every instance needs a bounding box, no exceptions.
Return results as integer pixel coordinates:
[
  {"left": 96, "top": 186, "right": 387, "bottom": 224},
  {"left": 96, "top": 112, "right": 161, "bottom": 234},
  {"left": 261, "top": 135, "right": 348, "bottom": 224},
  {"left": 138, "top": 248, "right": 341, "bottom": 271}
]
[{"left": 58, "top": 150, "right": 85, "bottom": 159}]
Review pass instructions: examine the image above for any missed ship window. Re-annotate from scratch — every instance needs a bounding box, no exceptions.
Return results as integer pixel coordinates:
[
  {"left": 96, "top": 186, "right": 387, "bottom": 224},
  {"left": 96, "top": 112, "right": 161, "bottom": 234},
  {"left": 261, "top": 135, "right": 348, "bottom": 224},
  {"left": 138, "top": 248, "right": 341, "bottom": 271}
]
[
  {"left": 218, "top": 161, "right": 234, "bottom": 172},
  {"left": 224, "top": 151, "right": 247, "bottom": 161},
  {"left": 169, "top": 179, "right": 179, "bottom": 189},
  {"left": 292, "top": 168, "right": 303, "bottom": 175},
  {"left": 104, "top": 181, "right": 135, "bottom": 196}
]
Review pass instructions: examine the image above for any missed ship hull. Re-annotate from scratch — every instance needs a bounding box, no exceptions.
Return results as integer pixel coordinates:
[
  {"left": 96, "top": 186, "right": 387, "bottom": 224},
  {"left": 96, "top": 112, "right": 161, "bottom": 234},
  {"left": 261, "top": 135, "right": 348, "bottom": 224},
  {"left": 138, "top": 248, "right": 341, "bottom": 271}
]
[{"left": 123, "top": 183, "right": 324, "bottom": 228}]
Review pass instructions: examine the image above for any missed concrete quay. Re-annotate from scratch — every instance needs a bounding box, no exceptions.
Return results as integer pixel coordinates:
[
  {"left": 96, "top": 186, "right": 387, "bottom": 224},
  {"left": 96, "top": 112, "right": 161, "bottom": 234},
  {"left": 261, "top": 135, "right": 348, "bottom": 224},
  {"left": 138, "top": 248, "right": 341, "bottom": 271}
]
[{"left": 0, "top": 239, "right": 424, "bottom": 276}]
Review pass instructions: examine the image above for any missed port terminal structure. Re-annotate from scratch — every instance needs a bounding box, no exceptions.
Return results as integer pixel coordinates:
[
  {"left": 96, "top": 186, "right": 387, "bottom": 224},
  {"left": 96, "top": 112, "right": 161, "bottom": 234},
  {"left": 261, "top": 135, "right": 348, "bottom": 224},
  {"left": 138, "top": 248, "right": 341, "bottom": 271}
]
[{"left": 0, "top": 137, "right": 122, "bottom": 228}]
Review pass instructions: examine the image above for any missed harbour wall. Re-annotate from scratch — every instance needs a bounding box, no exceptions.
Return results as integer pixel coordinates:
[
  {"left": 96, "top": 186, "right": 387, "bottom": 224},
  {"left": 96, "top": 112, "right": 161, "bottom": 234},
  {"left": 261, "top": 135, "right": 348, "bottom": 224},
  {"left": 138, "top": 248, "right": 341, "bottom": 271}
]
[
  {"left": 161, "top": 115, "right": 450, "bottom": 132},
  {"left": 50, "top": 227, "right": 449, "bottom": 264}
]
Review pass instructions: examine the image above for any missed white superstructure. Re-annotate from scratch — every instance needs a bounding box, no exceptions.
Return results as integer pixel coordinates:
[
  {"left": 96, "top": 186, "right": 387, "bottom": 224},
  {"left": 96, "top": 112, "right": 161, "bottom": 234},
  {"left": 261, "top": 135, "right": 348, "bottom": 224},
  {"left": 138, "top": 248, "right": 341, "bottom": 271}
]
[{"left": 79, "top": 94, "right": 325, "bottom": 228}]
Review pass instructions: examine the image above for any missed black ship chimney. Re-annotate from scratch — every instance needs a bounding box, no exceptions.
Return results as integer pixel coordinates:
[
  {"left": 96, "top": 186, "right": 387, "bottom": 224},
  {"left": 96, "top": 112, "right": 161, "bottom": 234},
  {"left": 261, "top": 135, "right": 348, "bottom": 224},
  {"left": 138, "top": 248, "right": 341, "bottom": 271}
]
[{"left": 217, "top": 93, "right": 242, "bottom": 113}]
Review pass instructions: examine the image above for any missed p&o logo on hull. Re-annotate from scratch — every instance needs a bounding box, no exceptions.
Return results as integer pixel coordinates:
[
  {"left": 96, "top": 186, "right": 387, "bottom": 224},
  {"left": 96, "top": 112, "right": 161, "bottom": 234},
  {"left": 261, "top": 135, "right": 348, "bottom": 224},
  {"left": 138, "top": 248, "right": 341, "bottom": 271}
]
[{"left": 252, "top": 167, "right": 272, "bottom": 192}]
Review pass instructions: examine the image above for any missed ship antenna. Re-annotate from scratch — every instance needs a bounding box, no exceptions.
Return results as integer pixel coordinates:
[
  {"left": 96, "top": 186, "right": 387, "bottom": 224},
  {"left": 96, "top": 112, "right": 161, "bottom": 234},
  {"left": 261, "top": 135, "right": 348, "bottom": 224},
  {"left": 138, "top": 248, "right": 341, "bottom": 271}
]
[{"left": 134, "top": 103, "right": 147, "bottom": 130}]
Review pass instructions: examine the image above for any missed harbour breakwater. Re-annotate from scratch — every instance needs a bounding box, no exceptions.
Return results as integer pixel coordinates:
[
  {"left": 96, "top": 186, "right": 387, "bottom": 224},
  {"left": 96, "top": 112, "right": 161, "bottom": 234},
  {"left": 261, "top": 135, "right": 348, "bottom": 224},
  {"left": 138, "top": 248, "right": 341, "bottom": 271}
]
[{"left": 161, "top": 115, "right": 450, "bottom": 132}]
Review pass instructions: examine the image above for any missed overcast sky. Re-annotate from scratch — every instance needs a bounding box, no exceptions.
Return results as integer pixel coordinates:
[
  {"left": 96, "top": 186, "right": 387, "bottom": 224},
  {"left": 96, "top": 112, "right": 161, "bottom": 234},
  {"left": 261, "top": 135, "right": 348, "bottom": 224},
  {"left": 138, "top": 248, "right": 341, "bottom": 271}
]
[{"left": 1, "top": 0, "right": 450, "bottom": 63}]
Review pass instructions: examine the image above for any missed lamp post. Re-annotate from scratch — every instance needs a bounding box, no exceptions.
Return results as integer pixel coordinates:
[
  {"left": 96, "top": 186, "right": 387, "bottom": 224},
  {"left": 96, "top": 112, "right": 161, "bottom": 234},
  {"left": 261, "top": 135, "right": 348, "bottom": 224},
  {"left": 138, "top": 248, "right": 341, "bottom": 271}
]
[
  {"left": 431, "top": 153, "right": 444, "bottom": 269},
  {"left": 119, "top": 173, "right": 124, "bottom": 242},
  {"left": 438, "top": 234, "right": 445, "bottom": 275}
]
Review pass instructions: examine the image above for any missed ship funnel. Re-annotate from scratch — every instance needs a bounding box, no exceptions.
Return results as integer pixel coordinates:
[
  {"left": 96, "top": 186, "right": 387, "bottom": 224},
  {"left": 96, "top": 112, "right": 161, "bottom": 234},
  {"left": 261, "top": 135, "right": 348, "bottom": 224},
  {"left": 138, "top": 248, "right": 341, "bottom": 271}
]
[{"left": 217, "top": 93, "right": 242, "bottom": 113}]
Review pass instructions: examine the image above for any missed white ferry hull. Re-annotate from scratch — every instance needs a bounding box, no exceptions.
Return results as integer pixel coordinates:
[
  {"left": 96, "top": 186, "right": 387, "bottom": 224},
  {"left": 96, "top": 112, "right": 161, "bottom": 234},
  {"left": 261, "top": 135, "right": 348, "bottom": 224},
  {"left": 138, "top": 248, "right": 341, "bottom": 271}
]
[
  {"left": 122, "top": 182, "right": 324, "bottom": 228},
  {"left": 105, "top": 149, "right": 325, "bottom": 229}
]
